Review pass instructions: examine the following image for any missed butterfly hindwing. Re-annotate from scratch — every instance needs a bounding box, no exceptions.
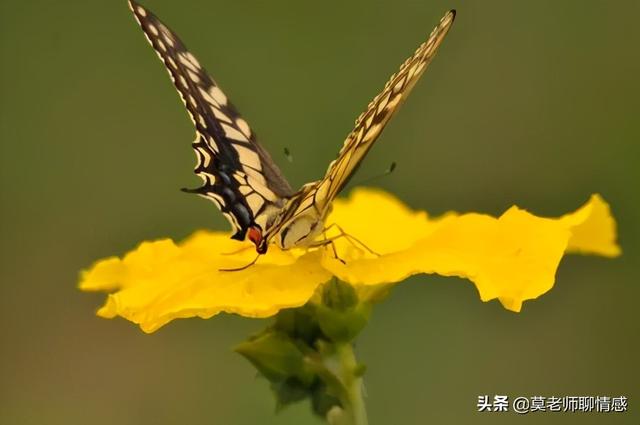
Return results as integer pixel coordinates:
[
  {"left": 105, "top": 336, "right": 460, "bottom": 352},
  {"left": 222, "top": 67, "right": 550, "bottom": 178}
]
[{"left": 129, "top": 0, "right": 293, "bottom": 240}]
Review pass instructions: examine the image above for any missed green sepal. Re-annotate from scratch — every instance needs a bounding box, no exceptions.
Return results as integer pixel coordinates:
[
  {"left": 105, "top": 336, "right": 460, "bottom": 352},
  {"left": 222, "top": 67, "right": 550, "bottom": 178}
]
[
  {"left": 310, "top": 381, "right": 342, "bottom": 417},
  {"left": 236, "top": 279, "right": 376, "bottom": 419},
  {"left": 234, "top": 330, "right": 314, "bottom": 385},
  {"left": 316, "top": 302, "right": 371, "bottom": 343},
  {"left": 271, "top": 378, "right": 311, "bottom": 412},
  {"left": 304, "top": 353, "right": 348, "bottom": 402},
  {"left": 273, "top": 305, "right": 324, "bottom": 346},
  {"left": 322, "top": 279, "right": 359, "bottom": 311}
]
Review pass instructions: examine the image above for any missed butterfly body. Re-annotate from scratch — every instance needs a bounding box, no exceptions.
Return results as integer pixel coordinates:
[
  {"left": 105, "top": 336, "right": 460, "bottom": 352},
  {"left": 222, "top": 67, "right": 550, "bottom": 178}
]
[
  {"left": 272, "top": 186, "right": 328, "bottom": 251},
  {"left": 128, "top": 1, "right": 455, "bottom": 256}
]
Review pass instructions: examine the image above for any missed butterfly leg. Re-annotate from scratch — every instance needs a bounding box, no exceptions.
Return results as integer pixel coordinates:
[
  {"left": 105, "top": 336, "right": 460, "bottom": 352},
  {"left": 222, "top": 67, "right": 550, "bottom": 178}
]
[
  {"left": 323, "top": 223, "right": 381, "bottom": 257},
  {"left": 308, "top": 232, "right": 347, "bottom": 264},
  {"left": 322, "top": 230, "right": 347, "bottom": 264}
]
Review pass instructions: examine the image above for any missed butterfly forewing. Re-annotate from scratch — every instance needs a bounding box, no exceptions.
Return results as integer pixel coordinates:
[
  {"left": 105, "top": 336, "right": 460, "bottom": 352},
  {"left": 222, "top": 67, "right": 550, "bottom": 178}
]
[
  {"left": 259, "top": 10, "right": 455, "bottom": 249},
  {"left": 128, "top": 0, "right": 292, "bottom": 240},
  {"left": 311, "top": 10, "right": 456, "bottom": 215}
]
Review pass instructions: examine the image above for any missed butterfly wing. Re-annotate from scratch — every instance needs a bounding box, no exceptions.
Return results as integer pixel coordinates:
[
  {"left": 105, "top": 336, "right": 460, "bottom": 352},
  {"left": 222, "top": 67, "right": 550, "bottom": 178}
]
[
  {"left": 260, "top": 10, "right": 456, "bottom": 249},
  {"left": 310, "top": 10, "right": 456, "bottom": 215},
  {"left": 129, "top": 1, "right": 293, "bottom": 240}
]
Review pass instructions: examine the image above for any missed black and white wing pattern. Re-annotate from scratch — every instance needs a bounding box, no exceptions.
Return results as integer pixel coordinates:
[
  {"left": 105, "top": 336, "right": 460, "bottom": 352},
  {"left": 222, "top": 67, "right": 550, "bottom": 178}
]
[
  {"left": 279, "top": 10, "right": 456, "bottom": 223},
  {"left": 129, "top": 0, "right": 293, "bottom": 240}
]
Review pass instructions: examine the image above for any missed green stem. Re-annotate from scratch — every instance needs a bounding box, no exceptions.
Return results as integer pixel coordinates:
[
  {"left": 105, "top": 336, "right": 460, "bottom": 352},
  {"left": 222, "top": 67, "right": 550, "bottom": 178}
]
[{"left": 335, "top": 342, "right": 368, "bottom": 425}]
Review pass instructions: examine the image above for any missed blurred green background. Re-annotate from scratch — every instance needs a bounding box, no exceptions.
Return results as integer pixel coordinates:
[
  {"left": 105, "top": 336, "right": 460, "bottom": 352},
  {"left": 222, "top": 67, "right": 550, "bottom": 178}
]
[{"left": 1, "top": 0, "right": 638, "bottom": 424}]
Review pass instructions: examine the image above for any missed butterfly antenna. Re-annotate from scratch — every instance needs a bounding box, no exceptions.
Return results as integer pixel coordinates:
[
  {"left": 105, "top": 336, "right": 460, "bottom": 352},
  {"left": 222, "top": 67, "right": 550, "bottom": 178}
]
[
  {"left": 354, "top": 161, "right": 397, "bottom": 186},
  {"left": 219, "top": 253, "right": 261, "bottom": 272},
  {"left": 284, "top": 147, "right": 294, "bottom": 163}
]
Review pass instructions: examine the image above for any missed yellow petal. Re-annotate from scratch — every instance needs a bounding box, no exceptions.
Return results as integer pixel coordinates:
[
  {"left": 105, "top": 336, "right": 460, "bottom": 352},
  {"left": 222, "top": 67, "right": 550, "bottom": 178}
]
[
  {"left": 80, "top": 231, "right": 331, "bottom": 333},
  {"left": 79, "top": 188, "right": 620, "bottom": 331},
  {"left": 561, "top": 194, "right": 621, "bottom": 257},
  {"left": 322, "top": 188, "right": 620, "bottom": 312}
]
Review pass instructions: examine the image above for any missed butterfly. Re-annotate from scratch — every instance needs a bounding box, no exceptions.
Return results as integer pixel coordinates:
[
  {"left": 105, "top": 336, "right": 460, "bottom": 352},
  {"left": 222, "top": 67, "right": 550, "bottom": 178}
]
[{"left": 128, "top": 0, "right": 455, "bottom": 262}]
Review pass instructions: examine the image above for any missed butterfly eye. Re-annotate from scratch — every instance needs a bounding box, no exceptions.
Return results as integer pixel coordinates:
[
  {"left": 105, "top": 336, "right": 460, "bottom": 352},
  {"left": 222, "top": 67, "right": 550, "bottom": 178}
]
[
  {"left": 247, "top": 226, "right": 268, "bottom": 254},
  {"left": 247, "top": 226, "right": 263, "bottom": 246},
  {"left": 248, "top": 226, "right": 268, "bottom": 254}
]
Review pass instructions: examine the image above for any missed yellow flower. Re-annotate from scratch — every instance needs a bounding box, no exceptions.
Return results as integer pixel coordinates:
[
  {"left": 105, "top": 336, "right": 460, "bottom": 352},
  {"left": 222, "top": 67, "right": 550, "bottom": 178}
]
[{"left": 79, "top": 188, "right": 620, "bottom": 333}]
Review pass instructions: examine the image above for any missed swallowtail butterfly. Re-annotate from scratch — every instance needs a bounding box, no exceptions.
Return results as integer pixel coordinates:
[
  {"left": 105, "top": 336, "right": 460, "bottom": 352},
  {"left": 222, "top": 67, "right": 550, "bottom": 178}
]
[{"left": 128, "top": 1, "right": 455, "bottom": 257}]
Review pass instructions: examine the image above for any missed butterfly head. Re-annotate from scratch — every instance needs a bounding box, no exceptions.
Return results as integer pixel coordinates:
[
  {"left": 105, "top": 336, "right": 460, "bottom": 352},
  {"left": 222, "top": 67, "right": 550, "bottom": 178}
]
[{"left": 247, "top": 225, "right": 268, "bottom": 254}]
